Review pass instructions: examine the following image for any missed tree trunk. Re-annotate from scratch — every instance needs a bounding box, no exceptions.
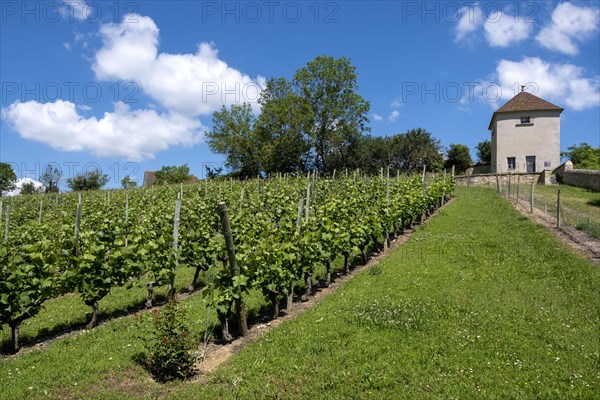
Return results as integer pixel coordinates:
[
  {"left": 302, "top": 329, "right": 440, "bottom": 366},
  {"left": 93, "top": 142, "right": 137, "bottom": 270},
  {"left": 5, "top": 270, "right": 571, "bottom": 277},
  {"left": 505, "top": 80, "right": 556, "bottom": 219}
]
[
  {"left": 86, "top": 299, "right": 100, "bottom": 329},
  {"left": 166, "top": 282, "right": 175, "bottom": 302},
  {"left": 146, "top": 282, "right": 154, "bottom": 309},
  {"left": 217, "top": 311, "right": 233, "bottom": 343},
  {"left": 301, "top": 271, "right": 313, "bottom": 301},
  {"left": 286, "top": 284, "right": 294, "bottom": 312},
  {"left": 343, "top": 252, "right": 350, "bottom": 274},
  {"left": 361, "top": 246, "right": 368, "bottom": 264},
  {"left": 325, "top": 260, "right": 332, "bottom": 287},
  {"left": 399, "top": 219, "right": 405, "bottom": 234},
  {"left": 270, "top": 292, "right": 280, "bottom": 319},
  {"left": 188, "top": 265, "right": 202, "bottom": 292},
  {"left": 9, "top": 320, "right": 22, "bottom": 354}
]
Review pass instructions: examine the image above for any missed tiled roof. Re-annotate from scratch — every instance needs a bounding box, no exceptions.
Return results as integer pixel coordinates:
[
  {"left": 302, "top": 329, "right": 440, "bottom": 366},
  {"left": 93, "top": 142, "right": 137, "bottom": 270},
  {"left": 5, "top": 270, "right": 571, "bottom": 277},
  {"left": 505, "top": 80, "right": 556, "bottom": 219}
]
[{"left": 488, "top": 91, "right": 563, "bottom": 130}]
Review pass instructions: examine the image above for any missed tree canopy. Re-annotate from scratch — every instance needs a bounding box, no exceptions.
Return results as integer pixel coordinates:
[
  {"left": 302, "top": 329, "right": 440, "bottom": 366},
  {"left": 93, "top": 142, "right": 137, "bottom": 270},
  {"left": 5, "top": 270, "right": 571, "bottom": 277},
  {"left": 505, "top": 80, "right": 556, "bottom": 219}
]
[
  {"left": 205, "top": 56, "right": 455, "bottom": 177},
  {"left": 121, "top": 175, "right": 137, "bottom": 188},
  {"left": 476, "top": 140, "right": 491, "bottom": 164},
  {"left": 293, "top": 55, "right": 370, "bottom": 172},
  {"left": 445, "top": 144, "right": 473, "bottom": 174},
  {"left": 561, "top": 143, "right": 600, "bottom": 170},
  {"left": 20, "top": 182, "right": 42, "bottom": 195},
  {"left": 39, "top": 165, "right": 62, "bottom": 193},
  {"left": 206, "top": 104, "right": 261, "bottom": 178},
  {"left": 155, "top": 165, "right": 193, "bottom": 184},
  {"left": 0, "top": 162, "right": 17, "bottom": 196},
  {"left": 67, "top": 169, "right": 110, "bottom": 191}
]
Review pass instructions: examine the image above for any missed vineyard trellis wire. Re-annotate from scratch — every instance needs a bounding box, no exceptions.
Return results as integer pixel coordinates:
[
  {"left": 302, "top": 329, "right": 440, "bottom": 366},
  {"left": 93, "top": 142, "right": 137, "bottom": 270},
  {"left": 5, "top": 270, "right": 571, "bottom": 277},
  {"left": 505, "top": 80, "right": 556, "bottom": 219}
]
[
  {"left": 0, "top": 171, "right": 455, "bottom": 353},
  {"left": 497, "top": 177, "right": 600, "bottom": 239}
]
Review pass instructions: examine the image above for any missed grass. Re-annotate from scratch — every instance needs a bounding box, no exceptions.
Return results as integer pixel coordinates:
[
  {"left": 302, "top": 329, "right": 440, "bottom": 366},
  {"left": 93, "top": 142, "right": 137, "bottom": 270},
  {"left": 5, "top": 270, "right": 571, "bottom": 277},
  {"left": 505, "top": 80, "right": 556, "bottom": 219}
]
[
  {"left": 535, "top": 185, "right": 600, "bottom": 239},
  {"left": 1, "top": 187, "right": 599, "bottom": 399},
  {"left": 0, "top": 266, "right": 202, "bottom": 352},
  {"left": 531, "top": 183, "right": 599, "bottom": 216},
  {"left": 509, "top": 182, "right": 600, "bottom": 238}
]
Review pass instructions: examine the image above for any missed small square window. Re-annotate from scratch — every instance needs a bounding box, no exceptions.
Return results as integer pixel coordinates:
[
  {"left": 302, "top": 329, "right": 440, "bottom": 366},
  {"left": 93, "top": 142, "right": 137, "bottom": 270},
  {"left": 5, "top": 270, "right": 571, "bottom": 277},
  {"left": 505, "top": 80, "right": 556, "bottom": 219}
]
[
  {"left": 520, "top": 116, "right": 530, "bottom": 124},
  {"left": 507, "top": 157, "right": 516, "bottom": 170},
  {"left": 544, "top": 161, "right": 551, "bottom": 168}
]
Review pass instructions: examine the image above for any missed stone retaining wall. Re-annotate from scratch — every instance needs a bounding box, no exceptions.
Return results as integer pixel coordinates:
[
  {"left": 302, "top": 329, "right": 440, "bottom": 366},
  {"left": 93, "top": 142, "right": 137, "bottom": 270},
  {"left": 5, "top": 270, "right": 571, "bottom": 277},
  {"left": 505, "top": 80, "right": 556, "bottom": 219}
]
[
  {"left": 455, "top": 172, "right": 544, "bottom": 188},
  {"left": 563, "top": 169, "right": 600, "bottom": 191}
]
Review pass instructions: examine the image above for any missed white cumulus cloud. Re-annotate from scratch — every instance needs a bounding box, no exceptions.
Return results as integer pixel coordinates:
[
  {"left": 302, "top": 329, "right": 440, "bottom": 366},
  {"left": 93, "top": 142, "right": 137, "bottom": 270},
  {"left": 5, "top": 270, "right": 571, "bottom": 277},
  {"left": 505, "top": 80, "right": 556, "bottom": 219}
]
[
  {"left": 93, "top": 14, "right": 265, "bottom": 116},
  {"left": 536, "top": 2, "right": 600, "bottom": 55},
  {"left": 2, "top": 100, "right": 203, "bottom": 161},
  {"left": 371, "top": 113, "right": 383, "bottom": 121},
  {"left": 388, "top": 110, "right": 400, "bottom": 122},
  {"left": 455, "top": 4, "right": 484, "bottom": 41},
  {"left": 484, "top": 9, "right": 533, "bottom": 47},
  {"left": 489, "top": 56, "right": 599, "bottom": 111}
]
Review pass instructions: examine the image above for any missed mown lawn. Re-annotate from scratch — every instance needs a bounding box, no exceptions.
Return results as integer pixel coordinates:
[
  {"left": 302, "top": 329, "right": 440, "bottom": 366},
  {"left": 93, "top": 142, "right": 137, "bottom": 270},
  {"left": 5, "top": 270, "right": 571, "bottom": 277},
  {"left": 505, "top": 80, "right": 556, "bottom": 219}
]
[
  {"left": 1, "top": 187, "right": 599, "bottom": 399},
  {"left": 535, "top": 183, "right": 599, "bottom": 215},
  {"left": 514, "top": 183, "right": 600, "bottom": 238}
]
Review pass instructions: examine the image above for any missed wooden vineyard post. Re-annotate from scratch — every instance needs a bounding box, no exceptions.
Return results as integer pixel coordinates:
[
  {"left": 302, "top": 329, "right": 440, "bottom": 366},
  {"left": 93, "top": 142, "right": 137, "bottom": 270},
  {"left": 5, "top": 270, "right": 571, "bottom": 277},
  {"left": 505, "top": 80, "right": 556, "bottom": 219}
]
[
  {"left": 442, "top": 169, "right": 446, "bottom": 206},
  {"left": 218, "top": 202, "right": 248, "bottom": 337},
  {"left": 125, "top": 193, "right": 129, "bottom": 247},
  {"left": 496, "top": 173, "right": 501, "bottom": 194},
  {"left": 74, "top": 197, "right": 82, "bottom": 240},
  {"left": 530, "top": 183, "right": 535, "bottom": 213},
  {"left": 287, "top": 198, "right": 304, "bottom": 311},
  {"left": 556, "top": 190, "right": 561, "bottom": 229},
  {"left": 39, "top": 199, "right": 43, "bottom": 223},
  {"left": 386, "top": 166, "right": 390, "bottom": 205},
  {"left": 4, "top": 204, "right": 10, "bottom": 243},
  {"left": 451, "top": 165, "right": 455, "bottom": 197},
  {"left": 305, "top": 181, "right": 311, "bottom": 223},
  {"left": 421, "top": 165, "right": 427, "bottom": 223},
  {"left": 167, "top": 199, "right": 181, "bottom": 300}
]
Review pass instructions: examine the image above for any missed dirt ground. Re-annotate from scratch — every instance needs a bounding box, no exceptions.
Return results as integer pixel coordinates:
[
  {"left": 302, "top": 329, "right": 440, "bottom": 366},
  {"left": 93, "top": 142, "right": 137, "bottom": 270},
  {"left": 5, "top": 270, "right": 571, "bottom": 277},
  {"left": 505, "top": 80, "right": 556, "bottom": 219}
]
[
  {"left": 191, "top": 199, "right": 454, "bottom": 381},
  {"left": 193, "top": 194, "right": 600, "bottom": 381}
]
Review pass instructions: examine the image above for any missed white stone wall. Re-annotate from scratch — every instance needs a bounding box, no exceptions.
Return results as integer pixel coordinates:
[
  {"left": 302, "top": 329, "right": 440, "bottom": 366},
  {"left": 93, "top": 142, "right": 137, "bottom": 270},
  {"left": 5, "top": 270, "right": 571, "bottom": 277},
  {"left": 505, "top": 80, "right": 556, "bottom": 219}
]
[{"left": 490, "top": 110, "right": 561, "bottom": 173}]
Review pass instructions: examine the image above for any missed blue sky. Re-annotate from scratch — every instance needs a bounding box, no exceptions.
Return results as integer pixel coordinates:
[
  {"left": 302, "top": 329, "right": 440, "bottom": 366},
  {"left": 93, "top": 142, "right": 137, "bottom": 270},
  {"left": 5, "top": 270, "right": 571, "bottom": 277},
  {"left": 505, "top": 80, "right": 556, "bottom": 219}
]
[{"left": 1, "top": 0, "right": 599, "bottom": 189}]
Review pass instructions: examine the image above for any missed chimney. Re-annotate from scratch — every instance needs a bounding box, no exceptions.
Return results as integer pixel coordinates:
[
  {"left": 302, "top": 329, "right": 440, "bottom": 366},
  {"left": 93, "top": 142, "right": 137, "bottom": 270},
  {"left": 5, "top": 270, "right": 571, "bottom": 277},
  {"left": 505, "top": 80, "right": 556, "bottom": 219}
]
[{"left": 521, "top": 85, "right": 525, "bottom": 92}]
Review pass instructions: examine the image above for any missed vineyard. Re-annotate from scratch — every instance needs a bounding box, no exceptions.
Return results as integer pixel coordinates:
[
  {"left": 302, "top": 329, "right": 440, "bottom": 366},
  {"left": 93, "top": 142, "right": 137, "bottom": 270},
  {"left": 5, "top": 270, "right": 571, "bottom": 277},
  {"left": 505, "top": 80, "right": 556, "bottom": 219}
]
[{"left": 0, "top": 171, "right": 454, "bottom": 353}]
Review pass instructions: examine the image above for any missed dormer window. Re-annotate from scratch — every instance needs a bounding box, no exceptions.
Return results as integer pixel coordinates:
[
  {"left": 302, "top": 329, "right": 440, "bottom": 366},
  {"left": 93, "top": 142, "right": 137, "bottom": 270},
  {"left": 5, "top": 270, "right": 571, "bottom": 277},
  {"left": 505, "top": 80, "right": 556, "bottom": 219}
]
[{"left": 520, "top": 116, "right": 530, "bottom": 124}]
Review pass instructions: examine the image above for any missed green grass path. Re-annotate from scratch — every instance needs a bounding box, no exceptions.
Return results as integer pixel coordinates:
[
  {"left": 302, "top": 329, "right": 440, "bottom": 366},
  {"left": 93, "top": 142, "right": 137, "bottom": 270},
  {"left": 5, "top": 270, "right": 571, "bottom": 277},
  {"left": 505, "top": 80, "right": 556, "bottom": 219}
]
[{"left": 1, "top": 187, "right": 599, "bottom": 399}]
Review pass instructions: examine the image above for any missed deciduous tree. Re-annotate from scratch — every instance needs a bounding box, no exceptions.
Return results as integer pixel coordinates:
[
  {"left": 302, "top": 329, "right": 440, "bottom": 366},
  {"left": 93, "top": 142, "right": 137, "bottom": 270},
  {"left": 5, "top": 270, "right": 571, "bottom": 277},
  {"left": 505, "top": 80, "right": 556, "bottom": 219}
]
[
  {"left": 39, "top": 165, "right": 62, "bottom": 193},
  {"left": 445, "top": 144, "right": 473, "bottom": 174},
  {"left": 293, "top": 56, "right": 370, "bottom": 172},
  {"left": 476, "top": 140, "right": 491, "bottom": 164},
  {"left": 206, "top": 104, "right": 261, "bottom": 178},
  {"left": 155, "top": 165, "right": 192, "bottom": 185},
  {"left": 0, "top": 162, "right": 16, "bottom": 195},
  {"left": 67, "top": 169, "right": 109, "bottom": 191},
  {"left": 561, "top": 143, "right": 600, "bottom": 170},
  {"left": 255, "top": 77, "right": 311, "bottom": 174}
]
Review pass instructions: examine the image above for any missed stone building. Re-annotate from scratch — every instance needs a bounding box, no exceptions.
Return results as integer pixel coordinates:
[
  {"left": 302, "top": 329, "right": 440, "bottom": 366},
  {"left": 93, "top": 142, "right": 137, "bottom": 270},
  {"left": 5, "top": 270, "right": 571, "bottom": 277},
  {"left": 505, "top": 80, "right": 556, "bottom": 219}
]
[{"left": 488, "top": 88, "right": 563, "bottom": 173}]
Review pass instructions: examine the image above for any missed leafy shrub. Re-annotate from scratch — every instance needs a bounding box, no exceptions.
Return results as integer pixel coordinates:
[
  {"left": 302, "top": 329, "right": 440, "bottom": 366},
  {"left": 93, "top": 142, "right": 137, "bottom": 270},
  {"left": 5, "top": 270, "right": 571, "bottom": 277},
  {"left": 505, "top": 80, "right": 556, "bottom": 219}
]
[{"left": 144, "top": 300, "right": 197, "bottom": 382}]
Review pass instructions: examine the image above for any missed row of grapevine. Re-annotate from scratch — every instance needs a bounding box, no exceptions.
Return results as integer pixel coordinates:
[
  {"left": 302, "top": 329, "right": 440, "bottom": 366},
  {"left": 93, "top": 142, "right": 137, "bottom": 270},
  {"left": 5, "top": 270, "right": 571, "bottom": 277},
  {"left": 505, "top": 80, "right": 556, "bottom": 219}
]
[{"left": 0, "top": 172, "right": 454, "bottom": 352}]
